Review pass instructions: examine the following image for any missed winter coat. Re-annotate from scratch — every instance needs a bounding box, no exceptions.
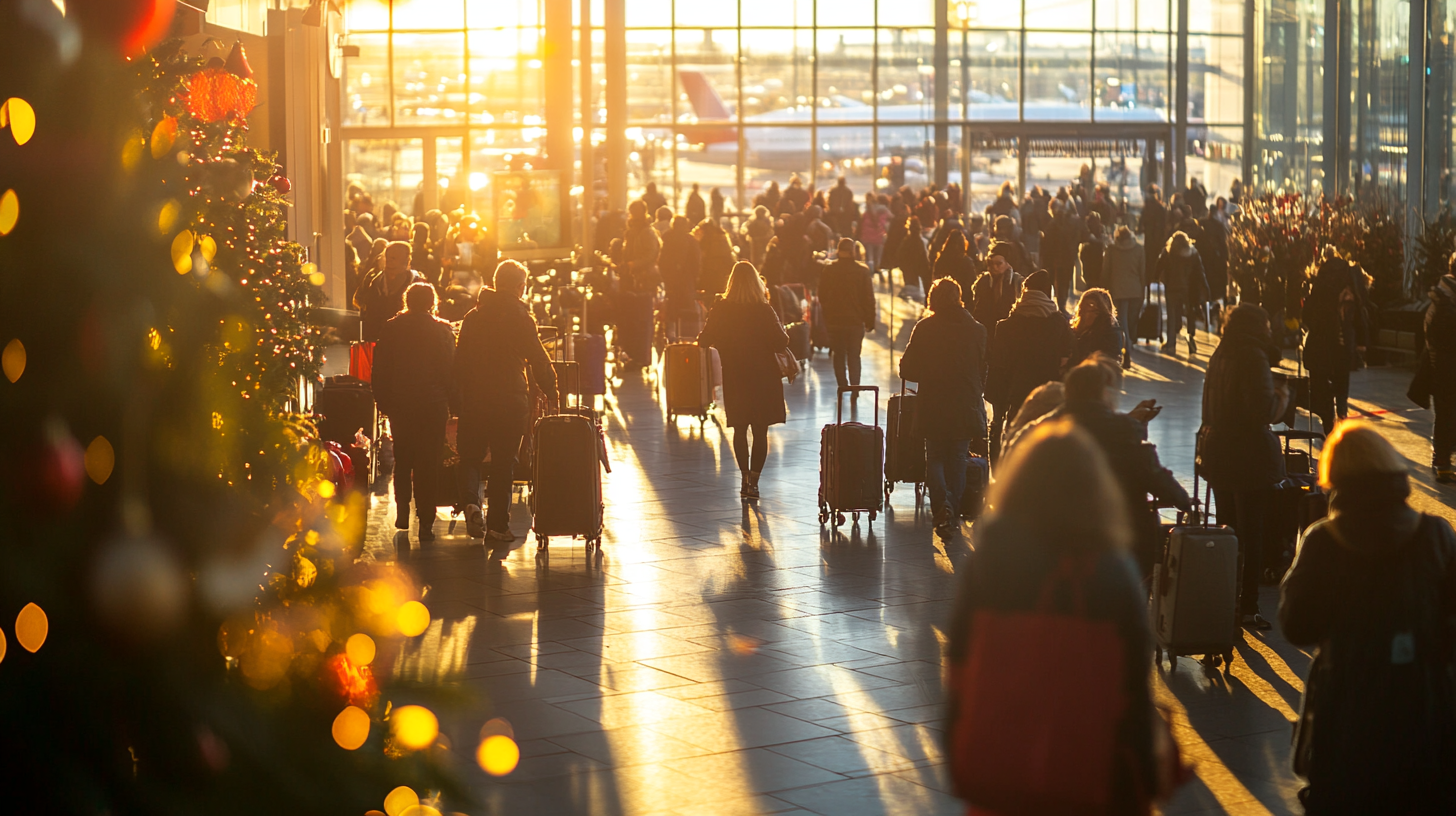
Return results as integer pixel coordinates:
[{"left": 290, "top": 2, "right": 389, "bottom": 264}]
[
  {"left": 1424, "top": 275, "right": 1456, "bottom": 396},
  {"left": 898, "top": 230, "right": 932, "bottom": 282},
  {"left": 694, "top": 219, "right": 738, "bottom": 296},
  {"left": 1197, "top": 215, "right": 1230, "bottom": 297},
  {"left": 805, "top": 207, "right": 835, "bottom": 253},
  {"left": 659, "top": 224, "right": 701, "bottom": 304},
  {"left": 358, "top": 268, "right": 426, "bottom": 342},
  {"left": 1039, "top": 212, "right": 1079, "bottom": 274},
  {"left": 1069, "top": 316, "right": 1124, "bottom": 366},
  {"left": 989, "top": 239, "right": 1033, "bottom": 278},
  {"left": 685, "top": 192, "right": 706, "bottom": 226},
  {"left": 934, "top": 253, "right": 981, "bottom": 305},
  {"left": 970, "top": 269, "right": 1025, "bottom": 348},
  {"left": 622, "top": 216, "right": 661, "bottom": 292},
  {"left": 1157, "top": 246, "right": 1208, "bottom": 305},
  {"left": 899, "top": 307, "right": 988, "bottom": 441},
  {"left": 860, "top": 206, "right": 889, "bottom": 245},
  {"left": 744, "top": 214, "right": 775, "bottom": 267},
  {"left": 946, "top": 518, "right": 1155, "bottom": 815},
  {"left": 1104, "top": 233, "right": 1147, "bottom": 301},
  {"left": 1280, "top": 483, "right": 1456, "bottom": 815},
  {"left": 883, "top": 216, "right": 910, "bottom": 270},
  {"left": 697, "top": 300, "right": 790, "bottom": 428},
  {"left": 1079, "top": 232, "right": 1107, "bottom": 290},
  {"left": 986, "top": 292, "right": 1073, "bottom": 413},
  {"left": 1303, "top": 259, "right": 1369, "bottom": 374},
  {"left": 1138, "top": 200, "right": 1168, "bottom": 267},
  {"left": 372, "top": 310, "right": 455, "bottom": 419},
  {"left": 1199, "top": 324, "right": 1285, "bottom": 491},
  {"left": 454, "top": 288, "right": 559, "bottom": 416},
  {"left": 819, "top": 258, "right": 876, "bottom": 331}
]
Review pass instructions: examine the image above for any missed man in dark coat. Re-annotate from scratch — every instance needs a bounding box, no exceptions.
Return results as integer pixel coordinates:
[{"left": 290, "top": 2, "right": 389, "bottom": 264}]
[
  {"left": 1422, "top": 266, "right": 1456, "bottom": 482},
  {"left": 372, "top": 283, "right": 455, "bottom": 542},
  {"left": 355, "top": 242, "right": 425, "bottom": 343},
  {"left": 899, "top": 278, "right": 987, "bottom": 536},
  {"left": 1039, "top": 199, "right": 1080, "bottom": 312},
  {"left": 1201, "top": 303, "right": 1287, "bottom": 627},
  {"left": 454, "top": 260, "right": 560, "bottom": 542},
  {"left": 659, "top": 215, "right": 702, "bottom": 340},
  {"left": 827, "top": 176, "right": 858, "bottom": 237},
  {"left": 1303, "top": 251, "right": 1369, "bottom": 435},
  {"left": 988, "top": 216, "right": 1032, "bottom": 277},
  {"left": 819, "top": 238, "right": 877, "bottom": 387},
  {"left": 970, "top": 248, "right": 1024, "bottom": 349},
  {"left": 684, "top": 182, "right": 706, "bottom": 226},
  {"left": 1138, "top": 185, "right": 1168, "bottom": 279},
  {"left": 783, "top": 174, "right": 811, "bottom": 212},
  {"left": 1044, "top": 360, "right": 1190, "bottom": 575},
  {"left": 986, "top": 270, "right": 1072, "bottom": 463},
  {"left": 1197, "top": 209, "right": 1230, "bottom": 310}
]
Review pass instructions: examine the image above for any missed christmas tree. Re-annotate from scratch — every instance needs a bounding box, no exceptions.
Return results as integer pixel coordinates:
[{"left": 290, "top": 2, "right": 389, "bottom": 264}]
[{"left": 0, "top": 4, "right": 489, "bottom": 813}]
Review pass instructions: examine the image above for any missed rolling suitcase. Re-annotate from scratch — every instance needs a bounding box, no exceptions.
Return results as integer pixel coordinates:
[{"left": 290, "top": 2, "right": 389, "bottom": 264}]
[
  {"left": 1152, "top": 467, "right": 1240, "bottom": 671},
  {"left": 1136, "top": 283, "right": 1162, "bottom": 343},
  {"left": 664, "top": 342, "right": 714, "bottom": 422},
  {"left": 787, "top": 321, "right": 812, "bottom": 362},
  {"left": 961, "top": 454, "right": 990, "bottom": 520},
  {"left": 818, "top": 386, "right": 885, "bottom": 527},
  {"left": 571, "top": 333, "right": 608, "bottom": 397},
  {"left": 616, "top": 290, "right": 655, "bottom": 367},
  {"left": 530, "top": 411, "right": 605, "bottom": 556},
  {"left": 884, "top": 381, "right": 926, "bottom": 505},
  {"left": 810, "top": 297, "right": 830, "bottom": 352}
]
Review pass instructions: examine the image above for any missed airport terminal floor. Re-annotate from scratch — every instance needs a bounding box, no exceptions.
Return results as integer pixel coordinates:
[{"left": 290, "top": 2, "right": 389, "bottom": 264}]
[{"left": 350, "top": 280, "right": 1456, "bottom": 816}]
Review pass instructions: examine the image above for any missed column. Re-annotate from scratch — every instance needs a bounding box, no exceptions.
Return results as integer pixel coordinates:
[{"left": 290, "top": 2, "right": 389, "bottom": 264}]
[
  {"left": 605, "top": 0, "right": 628, "bottom": 211},
  {"left": 934, "top": 0, "right": 951, "bottom": 187},
  {"left": 1174, "top": 0, "right": 1189, "bottom": 190},
  {"left": 580, "top": 0, "right": 595, "bottom": 254}
]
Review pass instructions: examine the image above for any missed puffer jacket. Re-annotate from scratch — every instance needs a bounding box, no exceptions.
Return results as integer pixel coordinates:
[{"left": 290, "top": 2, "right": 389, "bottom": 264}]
[
  {"left": 1103, "top": 233, "right": 1147, "bottom": 301},
  {"left": 899, "top": 307, "right": 988, "bottom": 440}
]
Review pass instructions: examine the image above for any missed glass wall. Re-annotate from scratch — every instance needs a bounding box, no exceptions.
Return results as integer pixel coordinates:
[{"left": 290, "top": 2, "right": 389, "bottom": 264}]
[{"left": 340, "top": 0, "right": 1248, "bottom": 217}]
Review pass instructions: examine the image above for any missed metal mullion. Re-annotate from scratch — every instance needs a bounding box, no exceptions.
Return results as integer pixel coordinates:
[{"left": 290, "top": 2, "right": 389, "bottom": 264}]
[
  {"left": 872, "top": 0, "right": 879, "bottom": 189},
  {"left": 671, "top": 2, "right": 679, "bottom": 209},
  {"left": 810, "top": 7, "right": 818, "bottom": 190},
  {"left": 387, "top": 1, "right": 395, "bottom": 128},
  {"left": 1090, "top": 0, "right": 1097, "bottom": 124}
]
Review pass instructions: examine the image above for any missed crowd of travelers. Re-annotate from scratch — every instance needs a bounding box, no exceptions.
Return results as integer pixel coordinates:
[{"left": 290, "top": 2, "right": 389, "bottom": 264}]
[{"left": 344, "top": 168, "right": 1456, "bottom": 815}]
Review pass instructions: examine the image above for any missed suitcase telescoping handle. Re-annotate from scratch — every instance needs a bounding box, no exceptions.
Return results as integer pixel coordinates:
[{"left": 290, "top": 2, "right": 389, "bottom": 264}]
[{"left": 836, "top": 385, "right": 880, "bottom": 428}]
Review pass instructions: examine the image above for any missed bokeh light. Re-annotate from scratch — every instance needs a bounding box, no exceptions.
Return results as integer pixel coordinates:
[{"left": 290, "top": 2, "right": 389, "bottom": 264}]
[
  {"left": 396, "top": 601, "right": 430, "bottom": 637},
  {"left": 0, "top": 627, "right": 7, "bottom": 664},
  {"left": 383, "top": 785, "right": 419, "bottom": 816},
  {"left": 331, "top": 705, "right": 370, "bottom": 750},
  {"left": 477, "top": 734, "right": 520, "bottom": 776},
  {"left": 170, "top": 230, "right": 194, "bottom": 274},
  {"left": 390, "top": 705, "right": 438, "bottom": 750},
  {"left": 479, "top": 717, "right": 514, "bottom": 740},
  {"left": 15, "top": 602, "right": 48, "bottom": 653},
  {"left": 0, "top": 189, "right": 19, "bottom": 236},
  {"left": 2, "top": 98, "right": 36, "bottom": 146},
  {"left": 2, "top": 338, "right": 24, "bottom": 383},
  {"left": 85, "top": 436, "right": 114, "bottom": 484},
  {"left": 150, "top": 115, "right": 175, "bottom": 158},
  {"left": 317, "top": 479, "right": 336, "bottom": 499},
  {"left": 346, "top": 633, "right": 376, "bottom": 666},
  {"left": 399, "top": 806, "right": 442, "bottom": 816},
  {"left": 303, "top": 261, "right": 324, "bottom": 286},
  {"left": 158, "top": 199, "right": 179, "bottom": 234}
]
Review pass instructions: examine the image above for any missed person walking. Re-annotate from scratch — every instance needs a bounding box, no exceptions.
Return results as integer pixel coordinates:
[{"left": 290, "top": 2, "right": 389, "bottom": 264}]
[
  {"left": 454, "top": 261, "right": 560, "bottom": 542},
  {"left": 860, "top": 193, "right": 889, "bottom": 278},
  {"left": 946, "top": 421, "right": 1166, "bottom": 815},
  {"left": 697, "top": 262, "right": 791, "bottom": 500},
  {"left": 1418, "top": 262, "right": 1456, "bottom": 482},
  {"left": 372, "top": 283, "right": 455, "bottom": 542},
  {"left": 989, "top": 215, "right": 1033, "bottom": 278},
  {"left": 693, "top": 216, "right": 737, "bottom": 296},
  {"left": 684, "top": 182, "right": 706, "bottom": 227},
  {"left": 1303, "top": 249, "right": 1369, "bottom": 436},
  {"left": 355, "top": 241, "right": 425, "bottom": 342},
  {"left": 1040, "top": 199, "right": 1080, "bottom": 312},
  {"left": 1079, "top": 211, "right": 1107, "bottom": 292},
  {"left": 1068, "top": 289, "right": 1124, "bottom": 368},
  {"left": 1280, "top": 422, "right": 1456, "bottom": 814},
  {"left": 970, "top": 247, "right": 1025, "bottom": 350},
  {"left": 1200, "top": 303, "right": 1287, "bottom": 628},
  {"left": 1138, "top": 185, "right": 1168, "bottom": 277},
  {"left": 818, "top": 238, "right": 877, "bottom": 388},
  {"left": 899, "top": 278, "right": 987, "bottom": 537},
  {"left": 1104, "top": 226, "right": 1146, "bottom": 369},
  {"left": 986, "top": 270, "right": 1072, "bottom": 460},
  {"left": 743, "top": 205, "right": 775, "bottom": 270},
  {"left": 828, "top": 176, "right": 858, "bottom": 237},
  {"left": 1156, "top": 231, "right": 1208, "bottom": 357},
  {"left": 933, "top": 231, "right": 980, "bottom": 300},
  {"left": 897, "top": 215, "right": 933, "bottom": 302},
  {"left": 659, "top": 215, "right": 702, "bottom": 340}
]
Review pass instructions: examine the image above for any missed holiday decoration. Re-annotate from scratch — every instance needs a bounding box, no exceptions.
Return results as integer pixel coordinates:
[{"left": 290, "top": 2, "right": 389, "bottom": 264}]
[
  {"left": 270, "top": 174, "right": 292, "bottom": 194},
  {"left": 225, "top": 41, "right": 254, "bottom": 79},
  {"left": 186, "top": 66, "right": 258, "bottom": 123}
]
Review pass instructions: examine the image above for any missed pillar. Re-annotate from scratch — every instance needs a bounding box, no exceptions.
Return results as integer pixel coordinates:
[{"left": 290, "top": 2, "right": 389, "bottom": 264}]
[
  {"left": 1174, "top": 0, "right": 1189, "bottom": 190},
  {"left": 933, "top": 0, "right": 950, "bottom": 187},
  {"left": 605, "top": 0, "right": 627, "bottom": 211},
  {"left": 580, "top": 0, "right": 594, "bottom": 253}
]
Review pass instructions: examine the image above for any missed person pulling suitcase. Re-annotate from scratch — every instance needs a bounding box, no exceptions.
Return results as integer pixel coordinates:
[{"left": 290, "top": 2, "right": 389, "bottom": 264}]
[{"left": 454, "top": 260, "right": 560, "bottom": 543}]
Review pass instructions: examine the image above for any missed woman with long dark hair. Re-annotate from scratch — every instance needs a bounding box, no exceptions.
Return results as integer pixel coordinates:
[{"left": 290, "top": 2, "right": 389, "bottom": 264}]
[{"left": 697, "top": 262, "right": 791, "bottom": 500}]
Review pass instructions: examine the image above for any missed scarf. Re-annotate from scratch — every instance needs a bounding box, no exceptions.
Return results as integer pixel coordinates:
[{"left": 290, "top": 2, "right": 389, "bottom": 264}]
[{"left": 1011, "top": 289, "right": 1059, "bottom": 319}]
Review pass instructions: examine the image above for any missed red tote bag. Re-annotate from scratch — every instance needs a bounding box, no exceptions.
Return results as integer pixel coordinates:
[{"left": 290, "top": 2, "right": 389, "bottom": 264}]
[
  {"left": 348, "top": 341, "right": 375, "bottom": 383},
  {"left": 950, "top": 557, "right": 1128, "bottom": 816}
]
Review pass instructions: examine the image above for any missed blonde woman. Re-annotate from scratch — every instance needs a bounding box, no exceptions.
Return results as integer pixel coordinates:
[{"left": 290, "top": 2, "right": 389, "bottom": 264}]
[
  {"left": 1068, "top": 288, "right": 1122, "bottom": 368},
  {"left": 1281, "top": 422, "right": 1456, "bottom": 814},
  {"left": 697, "top": 262, "right": 791, "bottom": 499}
]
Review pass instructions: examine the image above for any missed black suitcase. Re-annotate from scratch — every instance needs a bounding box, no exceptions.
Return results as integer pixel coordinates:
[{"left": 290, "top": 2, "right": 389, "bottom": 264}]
[
  {"left": 884, "top": 382, "right": 925, "bottom": 504},
  {"left": 810, "top": 297, "right": 830, "bottom": 351},
  {"left": 316, "top": 375, "right": 376, "bottom": 446},
  {"left": 616, "top": 290, "right": 655, "bottom": 366},
  {"left": 1136, "top": 284, "right": 1162, "bottom": 342},
  {"left": 818, "top": 386, "right": 885, "bottom": 526},
  {"left": 530, "top": 412, "right": 605, "bottom": 555},
  {"left": 1152, "top": 468, "right": 1241, "bottom": 672},
  {"left": 961, "top": 454, "right": 990, "bottom": 520},
  {"left": 787, "top": 321, "right": 811, "bottom": 362}
]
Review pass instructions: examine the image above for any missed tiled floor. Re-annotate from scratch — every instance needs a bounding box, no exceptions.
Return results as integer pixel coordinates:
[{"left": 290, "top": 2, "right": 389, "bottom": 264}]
[{"left": 347, "top": 281, "right": 1455, "bottom": 816}]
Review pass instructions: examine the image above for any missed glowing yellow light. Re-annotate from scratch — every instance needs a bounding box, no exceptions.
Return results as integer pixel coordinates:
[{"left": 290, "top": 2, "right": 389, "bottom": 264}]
[
  {"left": 0, "top": 627, "right": 6, "bottom": 664},
  {"left": 383, "top": 786, "right": 420, "bottom": 816},
  {"left": 477, "top": 734, "right": 520, "bottom": 776},
  {"left": 303, "top": 261, "right": 324, "bottom": 287},
  {"left": 198, "top": 234, "right": 217, "bottom": 263},
  {"left": 390, "top": 705, "right": 438, "bottom": 750},
  {"left": 158, "top": 200, "right": 180, "bottom": 235},
  {"left": 84, "top": 436, "right": 115, "bottom": 485},
  {"left": 399, "top": 806, "right": 442, "bottom": 816},
  {"left": 0, "top": 189, "right": 18, "bottom": 236},
  {"left": 396, "top": 601, "right": 430, "bottom": 637},
  {"left": 121, "top": 131, "right": 145, "bottom": 170},
  {"left": 331, "top": 705, "right": 370, "bottom": 750},
  {"left": 317, "top": 479, "right": 336, "bottom": 499},
  {"left": 346, "top": 633, "right": 376, "bottom": 666},
  {"left": 150, "top": 115, "right": 176, "bottom": 158},
  {"left": 171, "top": 229, "right": 194, "bottom": 274},
  {"left": 2, "top": 338, "right": 24, "bottom": 383},
  {"left": 15, "top": 602, "right": 48, "bottom": 653},
  {"left": 2, "top": 98, "right": 36, "bottom": 146}
]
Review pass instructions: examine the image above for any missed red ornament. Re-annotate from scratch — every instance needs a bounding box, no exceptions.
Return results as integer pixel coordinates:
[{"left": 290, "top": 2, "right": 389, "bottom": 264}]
[
  {"left": 270, "top": 175, "right": 292, "bottom": 195},
  {"left": 19, "top": 419, "right": 86, "bottom": 513},
  {"left": 225, "top": 41, "right": 255, "bottom": 79},
  {"left": 186, "top": 67, "right": 258, "bottom": 124}
]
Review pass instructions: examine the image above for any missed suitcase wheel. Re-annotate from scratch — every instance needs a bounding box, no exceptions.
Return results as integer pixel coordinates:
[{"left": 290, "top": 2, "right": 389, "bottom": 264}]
[
  {"left": 818, "top": 507, "right": 829, "bottom": 525},
  {"left": 915, "top": 483, "right": 925, "bottom": 505},
  {"left": 869, "top": 511, "right": 876, "bottom": 523},
  {"left": 834, "top": 512, "right": 846, "bottom": 527}
]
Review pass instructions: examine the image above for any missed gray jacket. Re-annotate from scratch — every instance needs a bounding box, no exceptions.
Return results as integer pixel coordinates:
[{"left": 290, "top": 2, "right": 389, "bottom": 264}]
[{"left": 1103, "top": 233, "right": 1146, "bottom": 301}]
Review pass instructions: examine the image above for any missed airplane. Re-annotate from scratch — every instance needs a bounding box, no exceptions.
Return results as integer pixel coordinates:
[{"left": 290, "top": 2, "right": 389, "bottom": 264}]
[{"left": 675, "top": 69, "right": 1170, "bottom": 173}]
